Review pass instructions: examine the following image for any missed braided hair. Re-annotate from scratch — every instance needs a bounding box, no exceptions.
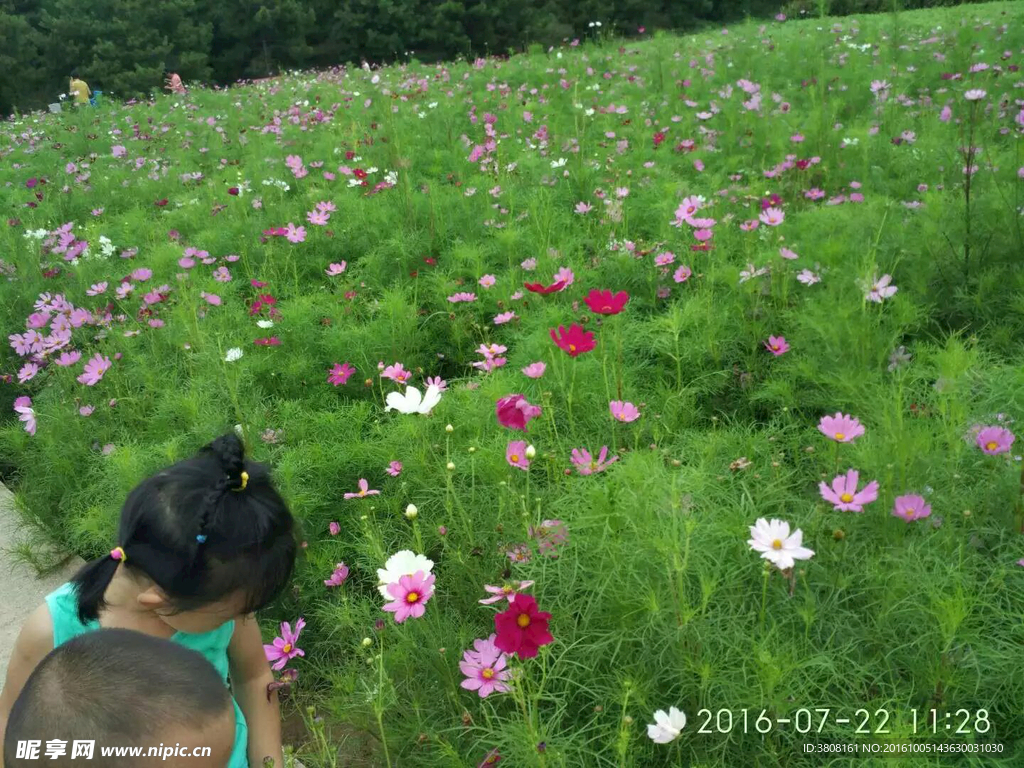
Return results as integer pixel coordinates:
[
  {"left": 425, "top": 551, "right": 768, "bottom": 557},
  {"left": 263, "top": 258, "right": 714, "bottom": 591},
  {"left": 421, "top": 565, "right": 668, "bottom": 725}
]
[{"left": 71, "top": 433, "right": 295, "bottom": 623}]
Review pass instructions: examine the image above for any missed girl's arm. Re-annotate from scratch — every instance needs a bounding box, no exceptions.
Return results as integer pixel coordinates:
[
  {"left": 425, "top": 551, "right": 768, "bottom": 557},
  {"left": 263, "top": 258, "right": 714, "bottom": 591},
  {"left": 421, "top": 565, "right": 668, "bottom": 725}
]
[
  {"left": 229, "top": 615, "right": 285, "bottom": 768},
  {"left": 0, "top": 605, "right": 54, "bottom": 767}
]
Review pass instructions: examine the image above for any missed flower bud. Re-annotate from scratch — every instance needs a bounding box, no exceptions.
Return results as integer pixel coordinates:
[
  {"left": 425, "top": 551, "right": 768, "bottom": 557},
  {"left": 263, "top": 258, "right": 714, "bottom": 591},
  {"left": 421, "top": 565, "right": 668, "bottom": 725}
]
[
  {"left": 446, "top": 461, "right": 455, "bottom": 470},
  {"left": 525, "top": 444, "right": 536, "bottom": 459},
  {"left": 445, "top": 423, "right": 454, "bottom": 433},
  {"left": 361, "top": 637, "right": 372, "bottom": 647},
  {"left": 405, "top": 503, "right": 418, "bottom": 519}
]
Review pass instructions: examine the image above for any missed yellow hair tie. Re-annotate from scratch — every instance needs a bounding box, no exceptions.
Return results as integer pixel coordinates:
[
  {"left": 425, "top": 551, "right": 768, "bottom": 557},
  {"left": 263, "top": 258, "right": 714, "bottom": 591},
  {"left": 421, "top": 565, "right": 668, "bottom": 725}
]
[{"left": 232, "top": 471, "right": 249, "bottom": 492}]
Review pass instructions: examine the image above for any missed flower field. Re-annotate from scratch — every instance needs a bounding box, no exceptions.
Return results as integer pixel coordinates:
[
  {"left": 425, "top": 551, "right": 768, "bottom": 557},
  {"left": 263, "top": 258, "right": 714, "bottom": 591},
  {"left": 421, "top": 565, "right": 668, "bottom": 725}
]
[{"left": 3, "top": 2, "right": 1024, "bottom": 765}]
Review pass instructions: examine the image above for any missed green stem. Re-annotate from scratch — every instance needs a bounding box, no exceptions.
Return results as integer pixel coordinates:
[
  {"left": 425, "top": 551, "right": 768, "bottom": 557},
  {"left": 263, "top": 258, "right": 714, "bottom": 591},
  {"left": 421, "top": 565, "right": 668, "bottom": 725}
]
[
  {"left": 759, "top": 565, "right": 771, "bottom": 634},
  {"left": 376, "top": 634, "right": 393, "bottom": 768}
]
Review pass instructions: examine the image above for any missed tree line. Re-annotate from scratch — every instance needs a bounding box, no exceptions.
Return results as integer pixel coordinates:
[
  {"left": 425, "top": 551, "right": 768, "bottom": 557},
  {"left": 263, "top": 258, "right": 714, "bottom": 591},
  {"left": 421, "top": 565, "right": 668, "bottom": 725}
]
[{"left": 0, "top": 0, "right": 991, "bottom": 115}]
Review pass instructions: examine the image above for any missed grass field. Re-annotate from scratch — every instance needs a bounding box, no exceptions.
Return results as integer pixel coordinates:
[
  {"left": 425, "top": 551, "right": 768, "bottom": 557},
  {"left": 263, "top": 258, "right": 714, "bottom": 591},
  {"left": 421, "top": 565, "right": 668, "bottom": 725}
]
[{"left": 3, "top": 2, "right": 1024, "bottom": 765}]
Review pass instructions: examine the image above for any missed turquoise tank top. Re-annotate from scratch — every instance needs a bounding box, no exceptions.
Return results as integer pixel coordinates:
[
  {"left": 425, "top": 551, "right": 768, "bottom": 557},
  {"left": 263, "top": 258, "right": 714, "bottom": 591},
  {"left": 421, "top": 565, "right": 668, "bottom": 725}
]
[{"left": 46, "top": 583, "right": 249, "bottom": 767}]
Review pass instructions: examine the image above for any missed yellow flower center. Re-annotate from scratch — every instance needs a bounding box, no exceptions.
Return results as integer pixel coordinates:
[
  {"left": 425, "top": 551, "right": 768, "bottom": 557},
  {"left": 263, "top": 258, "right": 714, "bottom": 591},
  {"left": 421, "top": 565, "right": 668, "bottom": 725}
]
[
  {"left": 905, "top": 508, "right": 914, "bottom": 517},
  {"left": 517, "top": 614, "right": 531, "bottom": 628},
  {"left": 511, "top": 454, "right": 519, "bottom": 462},
  {"left": 840, "top": 493, "right": 853, "bottom": 503},
  {"left": 481, "top": 668, "right": 495, "bottom": 680},
  {"left": 618, "top": 413, "right": 626, "bottom": 420},
  {"left": 834, "top": 432, "right": 845, "bottom": 440},
  {"left": 282, "top": 643, "right": 292, "bottom": 653},
  {"left": 986, "top": 441, "right": 998, "bottom": 451},
  {"left": 502, "top": 586, "right": 513, "bottom": 595},
  {"left": 568, "top": 343, "right": 577, "bottom": 352},
  {"left": 406, "top": 592, "right": 420, "bottom": 603},
  {"left": 771, "top": 539, "right": 783, "bottom": 550}
]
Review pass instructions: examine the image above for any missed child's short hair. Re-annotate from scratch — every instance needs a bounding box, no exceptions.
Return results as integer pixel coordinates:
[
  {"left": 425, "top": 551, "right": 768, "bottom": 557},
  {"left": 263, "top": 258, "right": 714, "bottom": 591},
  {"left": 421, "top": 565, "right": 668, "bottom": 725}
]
[
  {"left": 71, "top": 432, "right": 295, "bottom": 622},
  {"left": 3, "top": 628, "right": 232, "bottom": 763}
]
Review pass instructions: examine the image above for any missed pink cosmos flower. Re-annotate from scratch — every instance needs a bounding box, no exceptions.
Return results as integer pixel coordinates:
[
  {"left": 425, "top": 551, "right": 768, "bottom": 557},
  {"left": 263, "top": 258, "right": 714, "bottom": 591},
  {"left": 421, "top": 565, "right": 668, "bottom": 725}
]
[
  {"left": 201, "top": 292, "right": 222, "bottom": 306},
  {"left": 426, "top": 375, "right": 447, "bottom": 391},
  {"left": 759, "top": 207, "right": 785, "bottom": 226},
  {"left": 522, "top": 362, "right": 546, "bottom": 379},
  {"left": 609, "top": 401, "right": 641, "bottom": 422},
  {"left": 865, "top": 274, "right": 897, "bottom": 302},
  {"left": 797, "top": 269, "right": 820, "bottom": 285},
  {"left": 326, "top": 262, "right": 347, "bottom": 276},
  {"left": 55, "top": 350, "right": 82, "bottom": 367},
  {"left": 324, "top": 563, "right": 350, "bottom": 587},
  {"left": 381, "top": 362, "right": 411, "bottom": 384},
  {"left": 964, "top": 89, "right": 986, "bottom": 102},
  {"left": 976, "top": 426, "right": 1014, "bottom": 455},
  {"left": 306, "top": 210, "right": 330, "bottom": 226},
  {"left": 213, "top": 267, "right": 232, "bottom": 283},
  {"left": 284, "top": 223, "right": 306, "bottom": 243},
  {"left": 819, "top": 469, "right": 879, "bottom": 512},
  {"left": 530, "top": 519, "right": 568, "bottom": 557},
  {"left": 673, "top": 265, "right": 693, "bottom": 283},
  {"left": 553, "top": 266, "right": 575, "bottom": 287},
  {"left": 18, "top": 362, "right": 39, "bottom": 383},
  {"left": 79, "top": 405, "right": 95, "bottom": 417},
  {"left": 493, "top": 311, "right": 517, "bottom": 325},
  {"left": 506, "top": 441, "right": 530, "bottom": 470},
  {"left": 779, "top": 247, "right": 799, "bottom": 260},
  {"left": 479, "top": 581, "right": 535, "bottom": 605},
  {"left": 131, "top": 268, "right": 153, "bottom": 282},
  {"left": 654, "top": 251, "right": 676, "bottom": 267},
  {"left": 344, "top": 479, "right": 380, "bottom": 499},
  {"left": 386, "top": 461, "right": 403, "bottom": 477},
  {"left": 575, "top": 201, "right": 593, "bottom": 214},
  {"left": 329, "top": 522, "right": 341, "bottom": 536},
  {"left": 571, "top": 446, "right": 618, "bottom": 475},
  {"left": 263, "top": 618, "right": 305, "bottom": 671},
  {"left": 765, "top": 336, "right": 790, "bottom": 356},
  {"left": 448, "top": 292, "right": 477, "bottom": 303},
  {"left": 382, "top": 570, "right": 435, "bottom": 623},
  {"left": 479, "top": 274, "right": 497, "bottom": 288},
  {"left": 86, "top": 282, "right": 109, "bottom": 296},
  {"left": 892, "top": 494, "right": 932, "bottom": 522},
  {"left": 496, "top": 394, "right": 542, "bottom": 431},
  {"left": 13, "top": 396, "right": 36, "bottom": 436},
  {"left": 76, "top": 353, "right": 112, "bottom": 386},
  {"left": 521, "top": 257, "right": 537, "bottom": 271},
  {"left": 328, "top": 362, "right": 356, "bottom": 386},
  {"left": 459, "top": 635, "right": 511, "bottom": 698},
  {"left": 818, "top": 412, "right": 865, "bottom": 443}
]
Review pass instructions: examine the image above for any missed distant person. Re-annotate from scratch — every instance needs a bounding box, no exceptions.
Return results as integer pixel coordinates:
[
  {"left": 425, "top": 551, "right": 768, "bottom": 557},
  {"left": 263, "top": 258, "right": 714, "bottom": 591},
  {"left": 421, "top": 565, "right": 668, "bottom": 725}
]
[
  {"left": 68, "top": 71, "right": 90, "bottom": 105},
  {"left": 165, "top": 70, "right": 187, "bottom": 95},
  {"left": 3, "top": 629, "right": 235, "bottom": 767}
]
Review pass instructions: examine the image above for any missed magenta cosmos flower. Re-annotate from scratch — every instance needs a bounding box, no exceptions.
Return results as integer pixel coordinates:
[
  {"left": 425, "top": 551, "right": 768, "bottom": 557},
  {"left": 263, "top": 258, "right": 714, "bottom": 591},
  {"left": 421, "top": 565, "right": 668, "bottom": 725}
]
[
  {"left": 328, "top": 361, "right": 356, "bottom": 386},
  {"left": 76, "top": 353, "right": 112, "bottom": 386},
  {"left": 819, "top": 469, "right": 879, "bottom": 512},
  {"left": 571, "top": 446, "right": 618, "bottom": 475},
  {"left": 344, "top": 478, "right": 380, "bottom": 499},
  {"left": 494, "top": 594, "right": 554, "bottom": 659},
  {"left": 765, "top": 336, "right": 789, "bottom": 356},
  {"left": 550, "top": 324, "right": 596, "bottom": 357},
  {"left": 264, "top": 618, "right": 305, "bottom": 671},
  {"left": 382, "top": 570, "right": 435, "bottom": 623},
  {"left": 324, "top": 562, "right": 350, "bottom": 587},
  {"left": 818, "top": 412, "right": 865, "bottom": 443},
  {"left": 892, "top": 494, "right": 931, "bottom": 522},
  {"left": 496, "top": 394, "right": 542, "bottom": 431},
  {"left": 506, "top": 440, "right": 530, "bottom": 470},
  {"left": 479, "top": 580, "right": 535, "bottom": 605},
  {"left": 975, "top": 426, "right": 1014, "bottom": 455},
  {"left": 609, "top": 401, "right": 641, "bottom": 422},
  {"left": 460, "top": 634, "right": 511, "bottom": 698}
]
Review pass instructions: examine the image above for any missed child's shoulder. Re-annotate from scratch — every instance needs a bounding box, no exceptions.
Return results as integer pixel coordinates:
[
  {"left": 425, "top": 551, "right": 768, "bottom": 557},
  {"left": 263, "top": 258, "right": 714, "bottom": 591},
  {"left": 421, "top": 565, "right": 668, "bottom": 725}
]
[{"left": 12, "top": 603, "right": 55, "bottom": 668}]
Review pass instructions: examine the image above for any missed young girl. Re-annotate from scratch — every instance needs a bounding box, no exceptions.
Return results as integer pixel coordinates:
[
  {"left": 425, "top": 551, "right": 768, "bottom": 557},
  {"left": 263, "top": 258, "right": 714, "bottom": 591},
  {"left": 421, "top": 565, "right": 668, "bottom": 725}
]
[{"left": 0, "top": 433, "right": 296, "bottom": 767}]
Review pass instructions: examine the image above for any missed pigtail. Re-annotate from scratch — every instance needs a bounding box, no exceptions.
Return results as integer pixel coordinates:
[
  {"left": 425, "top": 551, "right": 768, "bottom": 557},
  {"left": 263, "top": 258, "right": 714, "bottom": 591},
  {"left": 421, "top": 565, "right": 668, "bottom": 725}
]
[
  {"left": 194, "top": 433, "right": 248, "bottom": 548},
  {"left": 70, "top": 553, "right": 123, "bottom": 624}
]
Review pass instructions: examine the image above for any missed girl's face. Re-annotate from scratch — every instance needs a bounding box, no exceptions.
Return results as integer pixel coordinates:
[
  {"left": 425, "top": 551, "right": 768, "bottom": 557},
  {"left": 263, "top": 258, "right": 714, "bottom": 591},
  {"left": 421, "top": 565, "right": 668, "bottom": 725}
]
[{"left": 148, "top": 592, "right": 249, "bottom": 635}]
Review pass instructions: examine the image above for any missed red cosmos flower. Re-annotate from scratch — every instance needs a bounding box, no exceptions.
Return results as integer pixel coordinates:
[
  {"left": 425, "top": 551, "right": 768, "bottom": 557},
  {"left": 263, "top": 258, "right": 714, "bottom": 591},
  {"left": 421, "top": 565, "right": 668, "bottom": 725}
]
[
  {"left": 228, "top": 187, "right": 240, "bottom": 196},
  {"left": 549, "top": 324, "right": 595, "bottom": 357},
  {"left": 154, "top": 198, "right": 168, "bottom": 207},
  {"left": 254, "top": 337, "right": 281, "bottom": 346},
  {"left": 524, "top": 280, "right": 566, "bottom": 295},
  {"left": 344, "top": 150, "right": 356, "bottom": 160},
  {"left": 652, "top": 131, "right": 666, "bottom": 148},
  {"left": 583, "top": 289, "right": 629, "bottom": 315},
  {"left": 353, "top": 168, "right": 368, "bottom": 179},
  {"left": 251, "top": 279, "right": 269, "bottom": 288},
  {"left": 494, "top": 594, "right": 553, "bottom": 659},
  {"left": 495, "top": 394, "right": 542, "bottom": 431}
]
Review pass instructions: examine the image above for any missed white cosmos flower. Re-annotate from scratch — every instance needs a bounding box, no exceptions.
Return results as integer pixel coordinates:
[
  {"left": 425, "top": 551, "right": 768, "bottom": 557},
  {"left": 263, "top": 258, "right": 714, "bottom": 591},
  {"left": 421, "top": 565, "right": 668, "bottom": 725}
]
[
  {"left": 377, "top": 550, "right": 434, "bottom": 597},
  {"left": 224, "top": 347, "right": 244, "bottom": 362},
  {"left": 647, "top": 707, "right": 686, "bottom": 744},
  {"left": 747, "top": 518, "right": 814, "bottom": 570},
  {"left": 385, "top": 385, "right": 442, "bottom": 415},
  {"left": 256, "top": 320, "right": 274, "bottom": 329}
]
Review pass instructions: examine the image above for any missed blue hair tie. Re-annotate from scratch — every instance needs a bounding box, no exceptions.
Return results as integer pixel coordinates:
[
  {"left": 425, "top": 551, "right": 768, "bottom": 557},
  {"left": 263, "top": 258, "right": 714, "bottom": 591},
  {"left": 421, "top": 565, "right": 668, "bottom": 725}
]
[{"left": 196, "top": 534, "right": 208, "bottom": 544}]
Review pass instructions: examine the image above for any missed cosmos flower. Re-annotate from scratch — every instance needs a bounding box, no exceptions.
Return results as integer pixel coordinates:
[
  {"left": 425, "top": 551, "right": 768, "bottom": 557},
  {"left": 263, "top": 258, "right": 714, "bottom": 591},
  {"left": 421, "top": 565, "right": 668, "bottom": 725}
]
[
  {"left": 892, "top": 494, "right": 932, "bottom": 522},
  {"left": 747, "top": 518, "right": 814, "bottom": 570},
  {"left": 609, "top": 401, "right": 641, "bottom": 422},
  {"left": 328, "top": 362, "right": 356, "bottom": 386},
  {"left": 263, "top": 618, "right": 305, "bottom": 671},
  {"left": 493, "top": 594, "right": 553, "bottom": 659},
  {"left": 550, "top": 324, "right": 596, "bottom": 356},
  {"left": 344, "top": 478, "right": 380, "bottom": 499},
  {"left": 583, "top": 289, "right": 629, "bottom": 315},
  {"left": 976, "top": 426, "right": 1014, "bottom": 455},
  {"left": 819, "top": 469, "right": 879, "bottom": 512},
  {"left": 764, "top": 336, "right": 789, "bottom": 356},
  {"left": 647, "top": 707, "right": 687, "bottom": 744},
  {"left": 818, "top": 412, "right": 865, "bottom": 443},
  {"left": 382, "top": 570, "right": 435, "bottom": 623}
]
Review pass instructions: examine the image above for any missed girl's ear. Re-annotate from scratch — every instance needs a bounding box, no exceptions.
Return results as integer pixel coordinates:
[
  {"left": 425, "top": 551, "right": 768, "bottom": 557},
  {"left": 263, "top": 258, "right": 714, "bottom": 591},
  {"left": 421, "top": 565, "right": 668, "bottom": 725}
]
[{"left": 137, "top": 586, "right": 170, "bottom": 610}]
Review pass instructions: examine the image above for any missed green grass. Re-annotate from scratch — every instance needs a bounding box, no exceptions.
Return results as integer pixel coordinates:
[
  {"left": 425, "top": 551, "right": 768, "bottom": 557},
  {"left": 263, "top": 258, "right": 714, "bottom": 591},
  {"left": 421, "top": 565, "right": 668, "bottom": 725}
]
[{"left": 3, "top": 2, "right": 1024, "bottom": 766}]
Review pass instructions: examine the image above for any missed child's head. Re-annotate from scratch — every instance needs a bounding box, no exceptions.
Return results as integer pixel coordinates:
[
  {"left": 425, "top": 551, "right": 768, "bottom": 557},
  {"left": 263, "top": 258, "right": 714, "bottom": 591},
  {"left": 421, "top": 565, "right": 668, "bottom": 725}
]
[
  {"left": 4, "top": 628, "right": 235, "bottom": 767},
  {"left": 72, "top": 433, "right": 295, "bottom": 633}
]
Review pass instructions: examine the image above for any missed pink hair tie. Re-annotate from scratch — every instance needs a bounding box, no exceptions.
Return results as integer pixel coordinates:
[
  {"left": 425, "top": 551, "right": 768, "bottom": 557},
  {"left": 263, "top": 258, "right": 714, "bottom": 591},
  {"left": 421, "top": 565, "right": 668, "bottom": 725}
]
[{"left": 109, "top": 546, "right": 127, "bottom": 563}]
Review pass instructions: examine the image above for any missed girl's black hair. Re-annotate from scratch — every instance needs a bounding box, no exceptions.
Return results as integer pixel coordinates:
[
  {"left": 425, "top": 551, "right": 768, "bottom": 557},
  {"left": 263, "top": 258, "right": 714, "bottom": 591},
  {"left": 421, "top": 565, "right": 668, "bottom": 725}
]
[{"left": 70, "top": 433, "right": 296, "bottom": 624}]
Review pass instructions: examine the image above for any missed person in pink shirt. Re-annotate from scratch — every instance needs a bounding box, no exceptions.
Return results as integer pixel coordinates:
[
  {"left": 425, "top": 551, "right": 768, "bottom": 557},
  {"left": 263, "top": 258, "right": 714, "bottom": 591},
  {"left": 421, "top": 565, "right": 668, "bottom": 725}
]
[{"left": 165, "top": 71, "right": 186, "bottom": 95}]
